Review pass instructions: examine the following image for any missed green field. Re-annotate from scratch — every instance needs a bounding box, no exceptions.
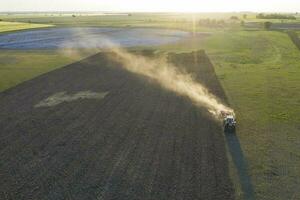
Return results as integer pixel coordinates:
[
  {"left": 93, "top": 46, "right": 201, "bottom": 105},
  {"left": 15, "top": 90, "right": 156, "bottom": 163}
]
[
  {"left": 205, "top": 31, "right": 300, "bottom": 199},
  {"left": 0, "top": 13, "right": 245, "bottom": 32},
  {"left": 1, "top": 13, "right": 300, "bottom": 200},
  {"left": 0, "top": 21, "right": 52, "bottom": 33},
  {"left": 1, "top": 12, "right": 299, "bottom": 31},
  {"left": 158, "top": 30, "right": 300, "bottom": 199},
  {"left": 0, "top": 50, "right": 92, "bottom": 92}
]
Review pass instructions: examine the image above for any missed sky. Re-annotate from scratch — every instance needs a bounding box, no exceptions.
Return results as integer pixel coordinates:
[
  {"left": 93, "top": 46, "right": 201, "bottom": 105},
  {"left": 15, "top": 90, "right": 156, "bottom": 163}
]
[{"left": 1, "top": 0, "right": 300, "bottom": 12}]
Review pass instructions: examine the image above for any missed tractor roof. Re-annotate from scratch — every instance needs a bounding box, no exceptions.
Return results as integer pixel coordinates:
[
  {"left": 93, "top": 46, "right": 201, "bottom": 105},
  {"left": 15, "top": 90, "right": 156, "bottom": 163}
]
[{"left": 225, "top": 115, "right": 235, "bottom": 119}]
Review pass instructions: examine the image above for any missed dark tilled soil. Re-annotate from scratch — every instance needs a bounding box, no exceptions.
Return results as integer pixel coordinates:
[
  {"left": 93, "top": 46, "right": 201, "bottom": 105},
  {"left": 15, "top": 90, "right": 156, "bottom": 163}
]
[{"left": 0, "top": 51, "right": 234, "bottom": 200}]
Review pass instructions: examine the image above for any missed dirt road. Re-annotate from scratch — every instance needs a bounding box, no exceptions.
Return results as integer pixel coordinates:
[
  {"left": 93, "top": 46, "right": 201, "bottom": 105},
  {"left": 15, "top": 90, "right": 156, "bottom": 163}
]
[{"left": 0, "top": 51, "right": 234, "bottom": 200}]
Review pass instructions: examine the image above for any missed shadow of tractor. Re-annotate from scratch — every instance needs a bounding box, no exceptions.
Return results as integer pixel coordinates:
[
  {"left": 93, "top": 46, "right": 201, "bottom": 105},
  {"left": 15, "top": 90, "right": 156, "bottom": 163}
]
[{"left": 225, "top": 130, "right": 255, "bottom": 200}]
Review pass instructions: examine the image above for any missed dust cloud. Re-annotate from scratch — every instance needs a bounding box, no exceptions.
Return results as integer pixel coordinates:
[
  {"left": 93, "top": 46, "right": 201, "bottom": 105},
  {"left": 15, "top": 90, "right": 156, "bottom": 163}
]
[
  {"left": 59, "top": 28, "right": 234, "bottom": 120},
  {"left": 109, "top": 47, "right": 234, "bottom": 120}
]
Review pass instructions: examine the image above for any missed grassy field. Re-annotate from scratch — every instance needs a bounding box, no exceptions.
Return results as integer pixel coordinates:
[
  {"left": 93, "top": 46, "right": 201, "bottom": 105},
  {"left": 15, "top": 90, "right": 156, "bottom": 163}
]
[
  {"left": 1, "top": 13, "right": 300, "bottom": 200},
  {"left": 0, "top": 13, "right": 244, "bottom": 32},
  {"left": 158, "top": 30, "right": 300, "bottom": 199},
  {"left": 0, "top": 21, "right": 52, "bottom": 33},
  {"left": 1, "top": 13, "right": 299, "bottom": 31},
  {"left": 204, "top": 31, "right": 300, "bottom": 199},
  {"left": 0, "top": 50, "right": 92, "bottom": 92}
]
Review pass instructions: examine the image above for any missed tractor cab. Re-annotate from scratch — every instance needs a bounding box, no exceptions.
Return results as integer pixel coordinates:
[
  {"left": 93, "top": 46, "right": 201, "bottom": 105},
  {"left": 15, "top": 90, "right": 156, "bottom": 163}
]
[{"left": 221, "top": 112, "right": 236, "bottom": 133}]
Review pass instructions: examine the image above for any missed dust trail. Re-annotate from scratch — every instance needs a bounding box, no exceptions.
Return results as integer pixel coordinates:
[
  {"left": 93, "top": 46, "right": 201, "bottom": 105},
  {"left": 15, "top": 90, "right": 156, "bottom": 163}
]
[
  {"left": 108, "top": 47, "right": 234, "bottom": 120},
  {"left": 59, "top": 28, "right": 234, "bottom": 120}
]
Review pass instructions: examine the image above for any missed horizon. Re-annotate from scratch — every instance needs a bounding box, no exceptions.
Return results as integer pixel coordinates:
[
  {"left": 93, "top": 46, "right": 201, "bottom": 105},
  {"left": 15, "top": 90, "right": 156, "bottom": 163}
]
[
  {"left": 1, "top": 0, "right": 300, "bottom": 13},
  {"left": 0, "top": 11, "right": 298, "bottom": 14}
]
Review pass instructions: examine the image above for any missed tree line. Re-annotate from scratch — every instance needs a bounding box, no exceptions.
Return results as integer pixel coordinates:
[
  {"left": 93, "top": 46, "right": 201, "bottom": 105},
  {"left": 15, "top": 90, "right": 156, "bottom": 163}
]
[{"left": 256, "top": 13, "right": 296, "bottom": 20}]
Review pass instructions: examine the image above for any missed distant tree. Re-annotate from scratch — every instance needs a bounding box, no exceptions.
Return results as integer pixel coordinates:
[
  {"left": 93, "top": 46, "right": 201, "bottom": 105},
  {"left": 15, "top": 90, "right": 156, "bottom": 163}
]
[
  {"left": 28, "top": 20, "right": 31, "bottom": 23},
  {"left": 241, "top": 20, "right": 245, "bottom": 27},
  {"left": 128, "top": 13, "right": 132, "bottom": 16},
  {"left": 243, "top": 14, "right": 247, "bottom": 19},
  {"left": 218, "top": 20, "right": 225, "bottom": 26},
  {"left": 198, "top": 18, "right": 226, "bottom": 28},
  {"left": 230, "top": 16, "right": 239, "bottom": 20},
  {"left": 264, "top": 21, "right": 273, "bottom": 30},
  {"left": 72, "top": 14, "right": 76, "bottom": 18},
  {"left": 0, "top": 19, "right": 2, "bottom": 21}
]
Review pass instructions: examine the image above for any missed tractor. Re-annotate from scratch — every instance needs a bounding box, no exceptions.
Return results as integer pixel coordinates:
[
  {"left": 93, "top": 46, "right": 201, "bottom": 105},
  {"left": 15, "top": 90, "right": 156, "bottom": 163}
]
[{"left": 221, "top": 111, "right": 236, "bottom": 133}]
